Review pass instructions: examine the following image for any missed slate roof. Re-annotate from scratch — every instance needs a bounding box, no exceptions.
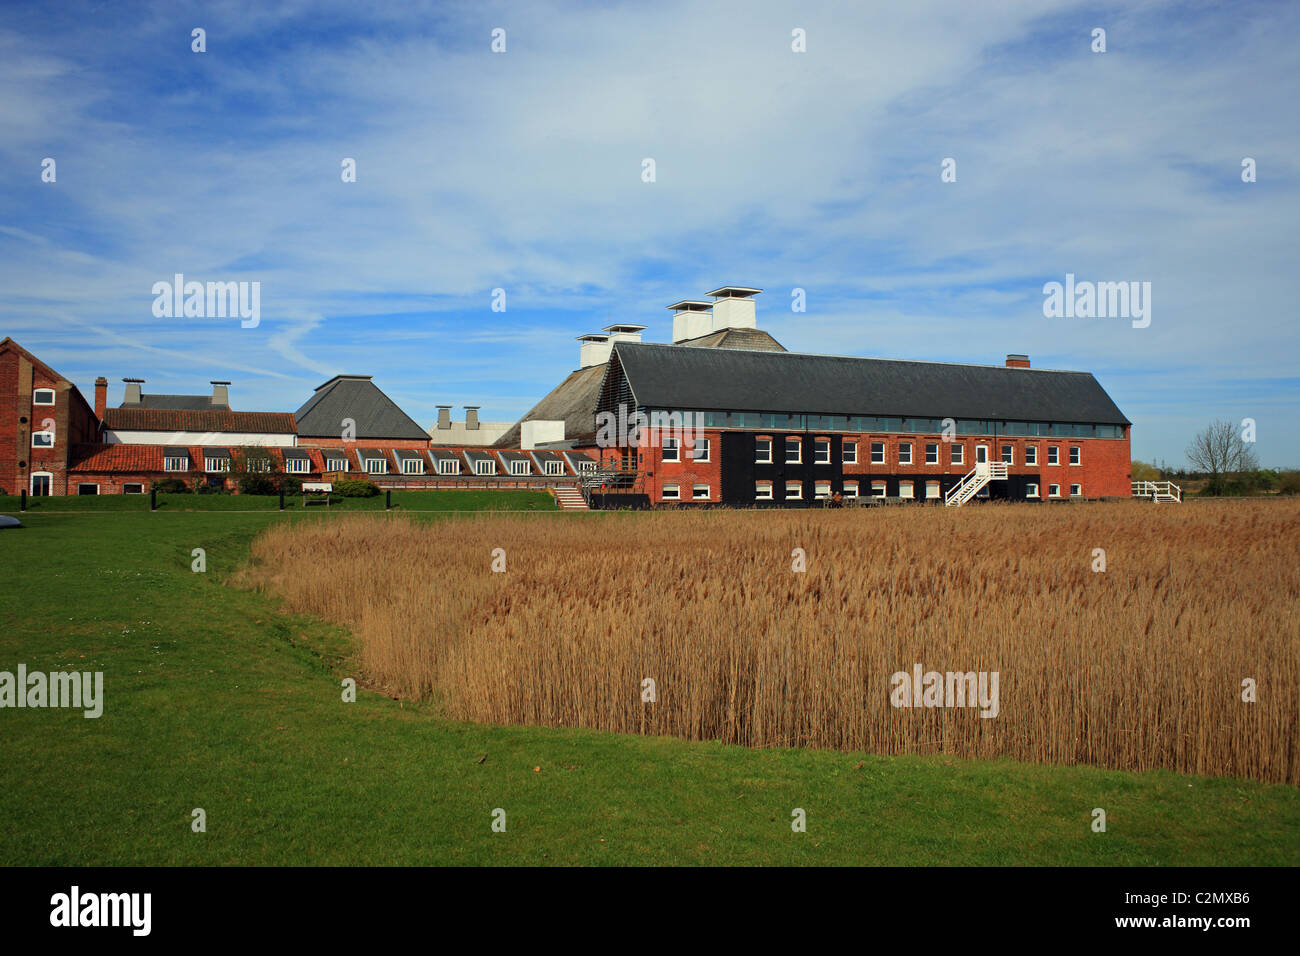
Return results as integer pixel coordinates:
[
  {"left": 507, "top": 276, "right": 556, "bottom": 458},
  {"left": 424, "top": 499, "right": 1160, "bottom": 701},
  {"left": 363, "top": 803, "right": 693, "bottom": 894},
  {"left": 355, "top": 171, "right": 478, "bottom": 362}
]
[
  {"left": 295, "top": 375, "right": 429, "bottom": 440},
  {"left": 102, "top": 407, "right": 297, "bottom": 433},
  {"left": 121, "top": 394, "right": 229, "bottom": 410},
  {"left": 606, "top": 343, "right": 1131, "bottom": 425}
]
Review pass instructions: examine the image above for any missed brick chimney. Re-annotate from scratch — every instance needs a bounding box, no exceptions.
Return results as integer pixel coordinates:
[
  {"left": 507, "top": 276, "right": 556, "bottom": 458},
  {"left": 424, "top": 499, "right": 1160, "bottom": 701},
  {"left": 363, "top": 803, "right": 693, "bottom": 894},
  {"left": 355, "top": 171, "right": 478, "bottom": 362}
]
[
  {"left": 1005, "top": 354, "right": 1031, "bottom": 368},
  {"left": 94, "top": 377, "right": 107, "bottom": 419}
]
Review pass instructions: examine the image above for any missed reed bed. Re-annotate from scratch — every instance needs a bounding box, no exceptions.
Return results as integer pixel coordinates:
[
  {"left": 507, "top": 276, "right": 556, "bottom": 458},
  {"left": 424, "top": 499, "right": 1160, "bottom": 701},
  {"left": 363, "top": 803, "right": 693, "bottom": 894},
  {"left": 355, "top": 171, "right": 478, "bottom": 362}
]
[{"left": 239, "top": 499, "right": 1300, "bottom": 783}]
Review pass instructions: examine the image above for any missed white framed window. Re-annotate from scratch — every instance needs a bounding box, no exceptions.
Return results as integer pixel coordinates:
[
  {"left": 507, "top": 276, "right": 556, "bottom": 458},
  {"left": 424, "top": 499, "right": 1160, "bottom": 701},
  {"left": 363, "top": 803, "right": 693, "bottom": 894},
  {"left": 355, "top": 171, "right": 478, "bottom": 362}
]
[
  {"left": 325, "top": 456, "right": 350, "bottom": 473},
  {"left": 33, "top": 388, "right": 55, "bottom": 405},
  {"left": 1025, "top": 445, "right": 1038, "bottom": 466},
  {"left": 951, "top": 444, "right": 964, "bottom": 465},
  {"left": 785, "top": 437, "right": 801, "bottom": 464},
  {"left": 871, "top": 480, "right": 887, "bottom": 498},
  {"left": 543, "top": 460, "right": 564, "bottom": 476},
  {"left": 287, "top": 457, "right": 311, "bottom": 474},
  {"left": 814, "top": 439, "right": 830, "bottom": 464},
  {"left": 926, "top": 481, "right": 941, "bottom": 499},
  {"left": 1049, "top": 483, "right": 1061, "bottom": 498},
  {"left": 843, "top": 481, "right": 859, "bottom": 498},
  {"left": 692, "top": 483, "right": 710, "bottom": 500},
  {"left": 662, "top": 437, "right": 680, "bottom": 463},
  {"left": 925, "top": 443, "right": 938, "bottom": 465},
  {"left": 32, "top": 431, "right": 55, "bottom": 448},
  {"left": 785, "top": 481, "right": 803, "bottom": 500},
  {"left": 1048, "top": 446, "right": 1059, "bottom": 465},
  {"left": 843, "top": 441, "right": 857, "bottom": 465},
  {"left": 76, "top": 483, "right": 99, "bottom": 496},
  {"left": 1070, "top": 483, "right": 1082, "bottom": 497},
  {"left": 755, "top": 438, "right": 772, "bottom": 464},
  {"left": 898, "top": 442, "right": 912, "bottom": 465},
  {"left": 30, "top": 472, "right": 53, "bottom": 496},
  {"left": 755, "top": 481, "right": 773, "bottom": 500},
  {"left": 438, "top": 458, "right": 460, "bottom": 476},
  {"left": 1070, "top": 446, "right": 1081, "bottom": 466},
  {"left": 364, "top": 457, "right": 387, "bottom": 475},
  {"left": 164, "top": 456, "right": 188, "bottom": 472},
  {"left": 474, "top": 459, "right": 496, "bottom": 476},
  {"left": 508, "top": 459, "right": 529, "bottom": 476},
  {"left": 899, "top": 480, "right": 914, "bottom": 499},
  {"left": 691, "top": 438, "right": 710, "bottom": 462},
  {"left": 123, "top": 483, "right": 145, "bottom": 495},
  {"left": 814, "top": 480, "right": 831, "bottom": 499},
  {"left": 662, "top": 483, "right": 680, "bottom": 501},
  {"left": 578, "top": 460, "right": 597, "bottom": 473},
  {"left": 403, "top": 457, "right": 425, "bottom": 475},
  {"left": 247, "top": 458, "right": 272, "bottom": 473},
  {"left": 1026, "top": 483, "right": 1039, "bottom": 498},
  {"left": 871, "top": 441, "right": 885, "bottom": 464},
  {"left": 205, "top": 457, "right": 230, "bottom": 473},
  {"left": 1001, "top": 444, "right": 1014, "bottom": 464}
]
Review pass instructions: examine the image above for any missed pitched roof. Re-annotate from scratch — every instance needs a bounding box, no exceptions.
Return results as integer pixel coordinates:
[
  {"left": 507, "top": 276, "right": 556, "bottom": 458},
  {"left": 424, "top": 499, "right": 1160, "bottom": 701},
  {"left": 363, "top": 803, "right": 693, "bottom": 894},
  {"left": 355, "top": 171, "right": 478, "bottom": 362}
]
[
  {"left": 295, "top": 375, "right": 429, "bottom": 440},
  {"left": 69, "top": 443, "right": 165, "bottom": 473},
  {"left": 101, "top": 407, "right": 297, "bottom": 433},
  {"left": 122, "top": 393, "right": 230, "bottom": 410},
  {"left": 672, "top": 328, "right": 788, "bottom": 352},
  {"left": 0, "top": 338, "right": 96, "bottom": 418},
  {"left": 606, "top": 343, "right": 1131, "bottom": 425}
]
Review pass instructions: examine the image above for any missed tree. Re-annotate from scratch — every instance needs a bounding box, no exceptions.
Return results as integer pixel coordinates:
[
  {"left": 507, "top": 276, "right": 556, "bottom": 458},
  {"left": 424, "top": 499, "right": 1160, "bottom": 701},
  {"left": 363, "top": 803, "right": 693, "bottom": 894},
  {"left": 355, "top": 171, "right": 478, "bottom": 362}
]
[
  {"left": 1186, "top": 420, "right": 1258, "bottom": 478},
  {"left": 1130, "top": 460, "right": 1162, "bottom": 481}
]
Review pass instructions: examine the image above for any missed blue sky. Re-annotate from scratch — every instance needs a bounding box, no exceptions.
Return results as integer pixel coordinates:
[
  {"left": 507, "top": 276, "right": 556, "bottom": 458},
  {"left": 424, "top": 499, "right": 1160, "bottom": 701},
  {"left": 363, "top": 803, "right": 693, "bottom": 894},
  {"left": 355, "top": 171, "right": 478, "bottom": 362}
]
[{"left": 1, "top": 0, "right": 1296, "bottom": 467}]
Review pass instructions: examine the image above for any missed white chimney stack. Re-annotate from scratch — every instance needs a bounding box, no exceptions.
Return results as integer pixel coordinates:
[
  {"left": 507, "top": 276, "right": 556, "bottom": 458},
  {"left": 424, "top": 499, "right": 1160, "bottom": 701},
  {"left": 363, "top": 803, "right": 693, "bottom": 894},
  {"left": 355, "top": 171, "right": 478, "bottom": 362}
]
[
  {"left": 667, "top": 300, "right": 714, "bottom": 343},
  {"left": 577, "top": 333, "right": 612, "bottom": 368},
  {"left": 706, "top": 286, "right": 761, "bottom": 332}
]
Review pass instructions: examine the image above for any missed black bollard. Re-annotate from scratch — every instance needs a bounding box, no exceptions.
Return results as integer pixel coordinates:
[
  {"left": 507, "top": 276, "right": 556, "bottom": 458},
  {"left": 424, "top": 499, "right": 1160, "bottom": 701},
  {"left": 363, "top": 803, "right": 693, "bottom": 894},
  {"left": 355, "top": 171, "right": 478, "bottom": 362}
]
[
  {"left": 150, "top": 488, "right": 157, "bottom": 512},
  {"left": 20, "top": 489, "right": 27, "bottom": 512},
  {"left": 279, "top": 487, "right": 285, "bottom": 511},
  {"left": 385, "top": 489, "right": 392, "bottom": 511}
]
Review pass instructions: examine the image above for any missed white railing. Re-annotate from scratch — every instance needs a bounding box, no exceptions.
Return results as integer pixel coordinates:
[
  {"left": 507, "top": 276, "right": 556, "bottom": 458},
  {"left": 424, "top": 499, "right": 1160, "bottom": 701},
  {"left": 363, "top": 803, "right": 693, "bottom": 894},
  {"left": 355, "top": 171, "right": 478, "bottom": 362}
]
[
  {"left": 944, "top": 461, "right": 1009, "bottom": 507},
  {"left": 1132, "top": 480, "right": 1181, "bottom": 502}
]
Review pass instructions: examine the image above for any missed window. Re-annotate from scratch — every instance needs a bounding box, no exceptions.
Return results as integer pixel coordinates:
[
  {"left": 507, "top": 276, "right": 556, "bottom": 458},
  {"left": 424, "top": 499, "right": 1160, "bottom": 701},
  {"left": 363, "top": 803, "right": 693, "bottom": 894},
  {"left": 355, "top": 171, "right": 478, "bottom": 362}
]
[
  {"left": 247, "top": 458, "right": 272, "bottom": 473},
  {"left": 925, "top": 443, "right": 938, "bottom": 465},
  {"left": 814, "top": 439, "right": 830, "bottom": 464},
  {"left": 474, "top": 459, "right": 496, "bottom": 476},
  {"left": 755, "top": 438, "right": 772, "bottom": 464},
  {"left": 951, "top": 444, "right": 963, "bottom": 465},
  {"left": 33, "top": 388, "right": 55, "bottom": 405},
  {"left": 899, "top": 481, "right": 914, "bottom": 499},
  {"left": 404, "top": 457, "right": 426, "bottom": 475},
  {"left": 1069, "top": 446, "right": 1081, "bottom": 465},
  {"left": 815, "top": 481, "right": 831, "bottom": 499},
  {"left": 1070, "top": 483, "right": 1082, "bottom": 497},
  {"left": 662, "top": 484, "right": 680, "bottom": 501},
  {"left": 755, "top": 481, "right": 773, "bottom": 500},
  {"left": 871, "top": 441, "right": 885, "bottom": 464},
  {"left": 843, "top": 481, "right": 859, "bottom": 498},
  {"left": 438, "top": 458, "right": 460, "bottom": 476},
  {"left": 692, "top": 483, "right": 710, "bottom": 500},
  {"left": 1048, "top": 446, "right": 1059, "bottom": 465},
  {"left": 507, "top": 459, "right": 528, "bottom": 476},
  {"left": 325, "top": 456, "right": 350, "bottom": 473},
  {"left": 364, "top": 457, "right": 387, "bottom": 475},
  {"left": 205, "top": 457, "right": 230, "bottom": 473},
  {"left": 1026, "top": 483, "right": 1039, "bottom": 498},
  {"left": 32, "top": 431, "right": 54, "bottom": 448},
  {"left": 164, "top": 456, "right": 188, "bottom": 472},
  {"left": 123, "top": 483, "right": 144, "bottom": 495},
  {"left": 662, "top": 437, "right": 680, "bottom": 463},
  {"left": 843, "top": 441, "right": 857, "bottom": 465},
  {"left": 1049, "top": 483, "right": 1061, "bottom": 498},
  {"left": 287, "top": 457, "right": 311, "bottom": 474},
  {"left": 691, "top": 438, "right": 710, "bottom": 462},
  {"left": 30, "top": 473, "right": 52, "bottom": 496},
  {"left": 544, "top": 460, "right": 564, "bottom": 476},
  {"left": 1001, "top": 444, "right": 1013, "bottom": 464},
  {"left": 785, "top": 438, "right": 801, "bottom": 464},
  {"left": 1025, "top": 445, "right": 1037, "bottom": 466},
  {"left": 577, "top": 460, "right": 597, "bottom": 473},
  {"left": 926, "top": 481, "right": 941, "bottom": 499},
  {"left": 77, "top": 483, "right": 98, "bottom": 495},
  {"left": 871, "top": 480, "right": 887, "bottom": 498},
  {"left": 898, "top": 443, "right": 912, "bottom": 465},
  {"left": 785, "top": 481, "right": 803, "bottom": 500}
]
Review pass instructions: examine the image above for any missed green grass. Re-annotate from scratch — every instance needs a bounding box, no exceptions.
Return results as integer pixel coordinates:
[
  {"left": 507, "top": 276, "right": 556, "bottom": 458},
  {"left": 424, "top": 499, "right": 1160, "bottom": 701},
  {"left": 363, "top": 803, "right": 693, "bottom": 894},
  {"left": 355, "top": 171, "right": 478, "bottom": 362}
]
[
  {"left": 0, "top": 488, "right": 558, "bottom": 513},
  {"left": 0, "top": 510, "right": 1296, "bottom": 865}
]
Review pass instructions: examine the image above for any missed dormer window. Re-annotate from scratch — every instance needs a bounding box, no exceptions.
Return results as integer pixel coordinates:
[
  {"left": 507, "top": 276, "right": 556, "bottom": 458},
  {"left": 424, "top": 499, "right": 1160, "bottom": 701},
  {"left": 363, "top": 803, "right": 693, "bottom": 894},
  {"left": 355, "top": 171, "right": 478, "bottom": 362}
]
[
  {"left": 474, "top": 459, "right": 496, "bottom": 476},
  {"left": 325, "top": 455, "right": 350, "bottom": 473},
  {"left": 543, "top": 460, "right": 564, "bottom": 476},
  {"left": 164, "top": 455, "right": 188, "bottom": 472},
  {"left": 286, "top": 457, "right": 311, "bottom": 474},
  {"left": 509, "top": 459, "right": 530, "bottom": 476},
  {"left": 205, "top": 457, "right": 230, "bottom": 473},
  {"left": 437, "top": 458, "right": 459, "bottom": 476},
  {"left": 364, "top": 456, "right": 387, "bottom": 475},
  {"left": 401, "top": 457, "right": 424, "bottom": 475}
]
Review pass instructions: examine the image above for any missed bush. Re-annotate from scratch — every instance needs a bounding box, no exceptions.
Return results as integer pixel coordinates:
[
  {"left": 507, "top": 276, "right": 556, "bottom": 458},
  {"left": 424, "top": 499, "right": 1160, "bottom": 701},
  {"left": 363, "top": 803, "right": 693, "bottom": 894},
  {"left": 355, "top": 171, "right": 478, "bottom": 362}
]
[
  {"left": 334, "top": 478, "right": 380, "bottom": 498},
  {"left": 1199, "top": 478, "right": 1248, "bottom": 497},
  {"left": 1277, "top": 471, "right": 1300, "bottom": 496},
  {"left": 151, "top": 477, "right": 190, "bottom": 494},
  {"left": 277, "top": 475, "right": 304, "bottom": 495},
  {"left": 197, "top": 479, "right": 229, "bottom": 495},
  {"left": 237, "top": 474, "right": 279, "bottom": 496}
]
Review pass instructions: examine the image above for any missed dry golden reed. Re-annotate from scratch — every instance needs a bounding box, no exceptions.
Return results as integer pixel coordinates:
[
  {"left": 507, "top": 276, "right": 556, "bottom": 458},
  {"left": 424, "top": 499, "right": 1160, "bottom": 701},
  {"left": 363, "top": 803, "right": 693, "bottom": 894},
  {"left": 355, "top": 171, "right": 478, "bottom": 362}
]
[{"left": 240, "top": 499, "right": 1300, "bottom": 783}]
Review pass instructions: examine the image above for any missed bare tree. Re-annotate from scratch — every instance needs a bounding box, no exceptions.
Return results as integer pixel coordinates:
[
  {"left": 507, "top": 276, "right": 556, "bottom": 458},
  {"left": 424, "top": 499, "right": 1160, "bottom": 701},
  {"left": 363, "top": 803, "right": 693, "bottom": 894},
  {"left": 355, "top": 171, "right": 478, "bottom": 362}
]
[{"left": 1186, "top": 420, "right": 1259, "bottom": 477}]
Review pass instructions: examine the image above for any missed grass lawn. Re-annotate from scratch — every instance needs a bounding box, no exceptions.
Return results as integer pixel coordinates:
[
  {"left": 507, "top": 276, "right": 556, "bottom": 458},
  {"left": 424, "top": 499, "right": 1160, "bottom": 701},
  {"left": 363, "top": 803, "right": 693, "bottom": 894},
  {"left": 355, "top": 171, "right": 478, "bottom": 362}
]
[
  {"left": 0, "top": 507, "right": 1296, "bottom": 866},
  {"left": 0, "top": 488, "right": 559, "bottom": 513}
]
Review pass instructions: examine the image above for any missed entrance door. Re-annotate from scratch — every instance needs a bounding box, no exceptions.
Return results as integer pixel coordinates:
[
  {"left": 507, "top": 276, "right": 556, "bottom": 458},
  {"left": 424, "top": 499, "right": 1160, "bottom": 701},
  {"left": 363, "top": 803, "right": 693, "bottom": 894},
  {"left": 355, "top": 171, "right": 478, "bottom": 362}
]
[
  {"left": 975, "top": 445, "right": 989, "bottom": 464},
  {"left": 30, "top": 473, "right": 53, "bottom": 496}
]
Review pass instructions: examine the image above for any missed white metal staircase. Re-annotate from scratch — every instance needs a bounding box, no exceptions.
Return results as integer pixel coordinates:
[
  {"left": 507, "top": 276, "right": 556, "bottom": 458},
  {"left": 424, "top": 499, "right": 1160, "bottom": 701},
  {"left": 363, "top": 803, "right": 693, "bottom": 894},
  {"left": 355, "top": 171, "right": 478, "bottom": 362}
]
[
  {"left": 1131, "top": 480, "right": 1181, "bottom": 502},
  {"left": 552, "top": 485, "right": 590, "bottom": 511},
  {"left": 944, "top": 461, "right": 1008, "bottom": 507}
]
